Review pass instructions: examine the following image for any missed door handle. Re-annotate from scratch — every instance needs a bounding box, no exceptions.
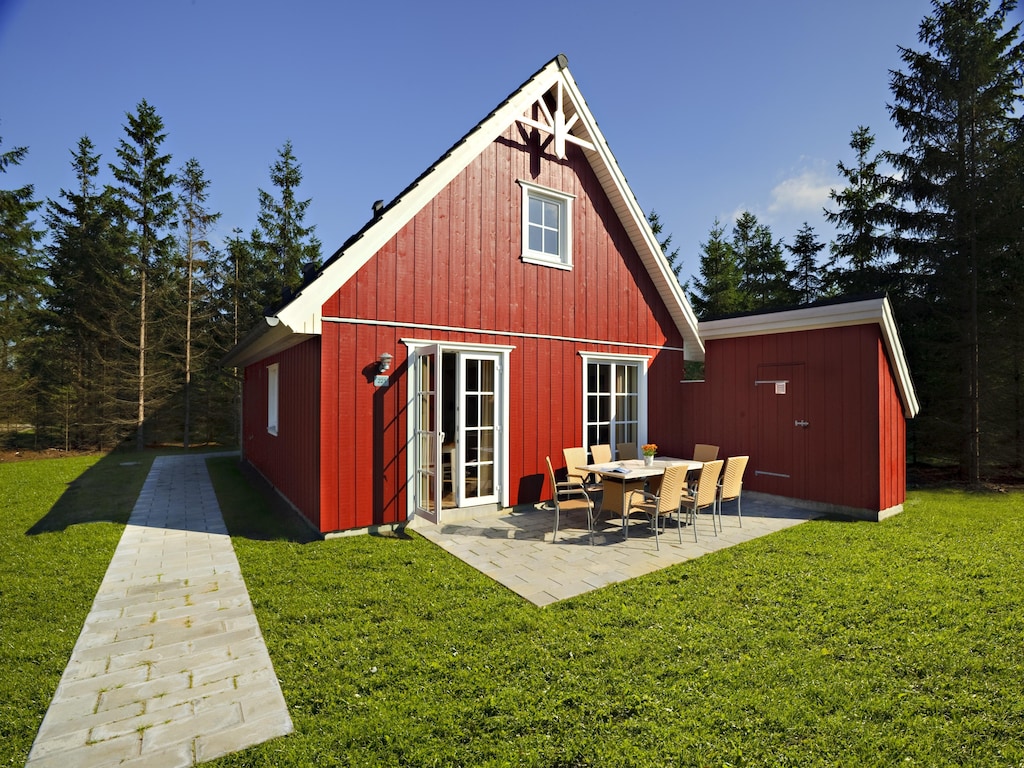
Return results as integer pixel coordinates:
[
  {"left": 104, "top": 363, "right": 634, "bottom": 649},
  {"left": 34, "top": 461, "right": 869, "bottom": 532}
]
[{"left": 794, "top": 420, "right": 809, "bottom": 428}]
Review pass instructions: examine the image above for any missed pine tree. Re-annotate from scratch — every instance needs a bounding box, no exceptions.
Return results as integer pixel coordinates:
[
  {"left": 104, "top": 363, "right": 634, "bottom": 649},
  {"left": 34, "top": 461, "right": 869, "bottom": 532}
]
[
  {"left": 251, "top": 141, "right": 321, "bottom": 312},
  {"left": 886, "top": 0, "right": 1024, "bottom": 483},
  {"left": 110, "top": 99, "right": 178, "bottom": 450},
  {"left": 0, "top": 137, "right": 44, "bottom": 436},
  {"left": 787, "top": 222, "right": 828, "bottom": 304},
  {"left": 824, "top": 126, "right": 897, "bottom": 296},
  {"left": 647, "top": 210, "right": 683, "bottom": 281},
  {"left": 44, "top": 136, "right": 130, "bottom": 448},
  {"left": 689, "top": 219, "right": 744, "bottom": 318},
  {"left": 733, "top": 212, "right": 796, "bottom": 310},
  {"left": 177, "top": 158, "right": 220, "bottom": 449}
]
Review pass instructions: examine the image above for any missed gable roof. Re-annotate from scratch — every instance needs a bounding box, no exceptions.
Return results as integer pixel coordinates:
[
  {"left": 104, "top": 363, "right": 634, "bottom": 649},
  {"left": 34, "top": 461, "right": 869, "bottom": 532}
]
[
  {"left": 698, "top": 294, "right": 920, "bottom": 418},
  {"left": 223, "top": 54, "right": 703, "bottom": 368}
]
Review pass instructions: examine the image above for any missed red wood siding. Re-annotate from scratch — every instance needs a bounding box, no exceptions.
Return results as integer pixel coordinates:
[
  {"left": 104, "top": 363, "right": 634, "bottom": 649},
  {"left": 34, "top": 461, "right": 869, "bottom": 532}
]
[
  {"left": 314, "top": 127, "right": 685, "bottom": 532},
  {"left": 677, "top": 324, "right": 908, "bottom": 516},
  {"left": 242, "top": 338, "right": 321, "bottom": 526}
]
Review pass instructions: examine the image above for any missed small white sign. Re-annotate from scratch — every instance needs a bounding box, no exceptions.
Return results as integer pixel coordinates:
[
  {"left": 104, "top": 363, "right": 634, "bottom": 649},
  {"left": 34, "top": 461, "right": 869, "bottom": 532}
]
[
  {"left": 374, "top": 375, "right": 390, "bottom": 387},
  {"left": 775, "top": 381, "right": 786, "bottom": 395}
]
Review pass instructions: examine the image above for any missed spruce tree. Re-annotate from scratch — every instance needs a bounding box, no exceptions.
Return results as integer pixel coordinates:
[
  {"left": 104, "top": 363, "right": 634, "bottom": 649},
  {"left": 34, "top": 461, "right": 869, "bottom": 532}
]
[
  {"left": 787, "top": 222, "right": 828, "bottom": 304},
  {"left": 251, "top": 141, "right": 321, "bottom": 312},
  {"left": 733, "top": 212, "right": 796, "bottom": 310},
  {"left": 824, "top": 126, "right": 897, "bottom": 296},
  {"left": 177, "top": 158, "right": 220, "bottom": 449},
  {"left": 110, "top": 99, "right": 178, "bottom": 450},
  {"left": 886, "top": 0, "right": 1024, "bottom": 482},
  {"left": 689, "top": 219, "right": 744, "bottom": 318},
  {"left": 44, "top": 136, "right": 129, "bottom": 448},
  {"left": 647, "top": 210, "right": 683, "bottom": 281},
  {"left": 0, "top": 137, "right": 43, "bottom": 436}
]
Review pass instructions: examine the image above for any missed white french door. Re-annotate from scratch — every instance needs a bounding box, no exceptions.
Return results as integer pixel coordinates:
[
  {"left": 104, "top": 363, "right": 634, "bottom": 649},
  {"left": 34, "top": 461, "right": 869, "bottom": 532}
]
[
  {"left": 413, "top": 345, "right": 442, "bottom": 523},
  {"left": 456, "top": 352, "right": 500, "bottom": 507},
  {"left": 408, "top": 342, "right": 511, "bottom": 521}
]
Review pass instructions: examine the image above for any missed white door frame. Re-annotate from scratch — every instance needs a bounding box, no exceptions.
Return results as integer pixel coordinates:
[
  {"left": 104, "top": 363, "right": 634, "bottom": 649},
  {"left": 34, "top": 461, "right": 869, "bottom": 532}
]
[{"left": 404, "top": 340, "right": 513, "bottom": 522}]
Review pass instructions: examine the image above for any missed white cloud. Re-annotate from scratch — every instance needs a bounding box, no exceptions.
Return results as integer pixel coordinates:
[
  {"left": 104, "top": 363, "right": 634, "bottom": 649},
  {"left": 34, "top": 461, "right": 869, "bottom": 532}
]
[{"left": 767, "top": 169, "right": 839, "bottom": 215}]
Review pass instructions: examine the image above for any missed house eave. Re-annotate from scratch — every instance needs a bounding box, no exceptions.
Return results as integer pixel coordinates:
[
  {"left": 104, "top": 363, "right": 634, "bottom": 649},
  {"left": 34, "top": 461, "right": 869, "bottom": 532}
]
[{"left": 221, "top": 316, "right": 316, "bottom": 369}]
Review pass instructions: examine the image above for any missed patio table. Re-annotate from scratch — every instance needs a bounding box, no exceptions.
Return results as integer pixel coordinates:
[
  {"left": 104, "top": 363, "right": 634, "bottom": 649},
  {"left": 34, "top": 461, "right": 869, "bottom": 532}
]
[{"left": 579, "top": 458, "right": 702, "bottom": 538}]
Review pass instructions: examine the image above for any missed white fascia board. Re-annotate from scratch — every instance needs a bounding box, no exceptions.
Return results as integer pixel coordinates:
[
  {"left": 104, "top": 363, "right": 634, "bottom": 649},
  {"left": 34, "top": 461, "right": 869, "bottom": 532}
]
[
  {"left": 700, "top": 296, "right": 920, "bottom": 418},
  {"left": 559, "top": 70, "right": 704, "bottom": 362}
]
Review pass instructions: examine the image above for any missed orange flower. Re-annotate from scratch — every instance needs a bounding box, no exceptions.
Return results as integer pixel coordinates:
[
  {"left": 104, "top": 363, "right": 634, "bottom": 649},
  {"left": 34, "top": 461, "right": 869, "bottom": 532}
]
[{"left": 641, "top": 443, "right": 657, "bottom": 456}]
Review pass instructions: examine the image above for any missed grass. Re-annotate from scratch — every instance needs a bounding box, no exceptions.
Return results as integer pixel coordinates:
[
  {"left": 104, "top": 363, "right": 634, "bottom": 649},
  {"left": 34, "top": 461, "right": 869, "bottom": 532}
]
[
  {"left": 4, "top": 455, "right": 1024, "bottom": 766},
  {"left": 0, "top": 452, "right": 153, "bottom": 766}
]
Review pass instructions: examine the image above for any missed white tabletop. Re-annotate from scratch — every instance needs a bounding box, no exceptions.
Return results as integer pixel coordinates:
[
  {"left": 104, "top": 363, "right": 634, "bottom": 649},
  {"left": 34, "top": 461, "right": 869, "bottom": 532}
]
[{"left": 579, "top": 457, "right": 702, "bottom": 479}]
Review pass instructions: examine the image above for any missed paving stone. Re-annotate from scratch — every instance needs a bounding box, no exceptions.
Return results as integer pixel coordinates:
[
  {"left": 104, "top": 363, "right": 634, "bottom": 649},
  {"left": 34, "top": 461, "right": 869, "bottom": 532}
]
[{"left": 26, "top": 453, "right": 293, "bottom": 768}]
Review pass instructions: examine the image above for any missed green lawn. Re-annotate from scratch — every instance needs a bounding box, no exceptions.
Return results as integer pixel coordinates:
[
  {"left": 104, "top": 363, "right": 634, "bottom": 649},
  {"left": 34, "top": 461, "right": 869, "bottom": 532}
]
[
  {"left": 4, "top": 455, "right": 1023, "bottom": 766},
  {"left": 0, "top": 453, "right": 153, "bottom": 767}
]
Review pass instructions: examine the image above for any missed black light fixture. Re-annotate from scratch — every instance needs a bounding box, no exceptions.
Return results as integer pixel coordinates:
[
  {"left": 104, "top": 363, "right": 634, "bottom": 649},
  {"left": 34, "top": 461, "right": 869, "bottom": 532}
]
[{"left": 378, "top": 352, "right": 393, "bottom": 373}]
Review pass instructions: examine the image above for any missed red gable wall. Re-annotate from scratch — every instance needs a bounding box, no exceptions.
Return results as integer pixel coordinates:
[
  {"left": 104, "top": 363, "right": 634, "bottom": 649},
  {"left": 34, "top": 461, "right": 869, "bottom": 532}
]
[{"left": 314, "top": 123, "right": 686, "bottom": 532}]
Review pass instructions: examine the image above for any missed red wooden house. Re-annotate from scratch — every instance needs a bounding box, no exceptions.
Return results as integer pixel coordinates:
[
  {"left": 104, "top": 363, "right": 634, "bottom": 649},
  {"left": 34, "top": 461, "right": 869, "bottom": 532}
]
[{"left": 223, "top": 55, "right": 918, "bottom": 535}]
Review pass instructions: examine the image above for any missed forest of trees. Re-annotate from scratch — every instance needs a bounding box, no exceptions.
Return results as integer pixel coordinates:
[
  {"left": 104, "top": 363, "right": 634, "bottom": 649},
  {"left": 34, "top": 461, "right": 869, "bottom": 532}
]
[
  {"left": 1, "top": 1, "right": 1021, "bottom": 485},
  {"left": 687, "top": 0, "right": 1022, "bottom": 485},
  {"left": 0, "top": 104, "right": 322, "bottom": 453}
]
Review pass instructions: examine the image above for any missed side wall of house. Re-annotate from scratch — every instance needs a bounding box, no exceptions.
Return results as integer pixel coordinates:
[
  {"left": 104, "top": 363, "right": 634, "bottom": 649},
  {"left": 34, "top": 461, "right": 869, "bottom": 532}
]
[
  {"left": 316, "top": 122, "right": 685, "bottom": 532},
  {"left": 878, "top": 339, "right": 908, "bottom": 512},
  {"left": 679, "top": 324, "right": 906, "bottom": 515},
  {"left": 242, "top": 337, "right": 321, "bottom": 526}
]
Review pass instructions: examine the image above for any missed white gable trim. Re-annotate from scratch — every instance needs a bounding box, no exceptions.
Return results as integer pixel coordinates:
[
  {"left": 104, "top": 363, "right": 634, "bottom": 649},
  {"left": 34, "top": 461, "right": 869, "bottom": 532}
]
[
  {"left": 237, "top": 55, "right": 702, "bottom": 367},
  {"left": 699, "top": 296, "right": 920, "bottom": 418}
]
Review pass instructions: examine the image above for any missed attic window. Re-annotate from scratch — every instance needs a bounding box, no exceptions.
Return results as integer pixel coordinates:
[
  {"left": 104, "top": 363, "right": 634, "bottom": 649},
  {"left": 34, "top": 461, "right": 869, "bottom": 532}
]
[{"left": 518, "top": 180, "right": 573, "bottom": 269}]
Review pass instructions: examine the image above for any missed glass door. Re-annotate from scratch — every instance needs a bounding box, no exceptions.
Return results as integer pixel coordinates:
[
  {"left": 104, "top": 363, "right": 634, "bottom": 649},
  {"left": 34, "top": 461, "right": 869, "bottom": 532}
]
[
  {"left": 456, "top": 352, "right": 500, "bottom": 506},
  {"left": 413, "top": 345, "right": 442, "bottom": 522}
]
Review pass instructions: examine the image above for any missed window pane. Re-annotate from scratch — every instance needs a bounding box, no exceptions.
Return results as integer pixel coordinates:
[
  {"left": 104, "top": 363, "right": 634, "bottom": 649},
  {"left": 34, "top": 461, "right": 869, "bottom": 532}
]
[
  {"left": 529, "top": 197, "right": 543, "bottom": 225},
  {"left": 480, "top": 394, "right": 494, "bottom": 426},
  {"left": 542, "top": 199, "right": 559, "bottom": 227},
  {"left": 528, "top": 224, "right": 543, "bottom": 252},
  {"left": 543, "top": 229, "right": 559, "bottom": 255}
]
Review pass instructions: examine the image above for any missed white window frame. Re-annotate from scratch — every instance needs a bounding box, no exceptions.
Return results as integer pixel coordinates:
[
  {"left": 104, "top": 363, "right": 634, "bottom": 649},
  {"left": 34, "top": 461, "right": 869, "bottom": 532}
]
[
  {"left": 518, "top": 180, "right": 574, "bottom": 269},
  {"left": 580, "top": 352, "right": 650, "bottom": 455},
  {"left": 267, "top": 363, "right": 279, "bottom": 436}
]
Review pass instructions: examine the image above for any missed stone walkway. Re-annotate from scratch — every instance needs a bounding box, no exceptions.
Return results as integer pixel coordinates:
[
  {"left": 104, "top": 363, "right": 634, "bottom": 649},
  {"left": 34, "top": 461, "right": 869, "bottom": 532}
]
[{"left": 26, "top": 453, "right": 293, "bottom": 768}]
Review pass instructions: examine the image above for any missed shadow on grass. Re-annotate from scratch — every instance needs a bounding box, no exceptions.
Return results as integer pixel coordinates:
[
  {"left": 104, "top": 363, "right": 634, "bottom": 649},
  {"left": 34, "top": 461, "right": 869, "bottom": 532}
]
[
  {"left": 25, "top": 448, "right": 156, "bottom": 534},
  {"left": 207, "top": 456, "right": 322, "bottom": 544}
]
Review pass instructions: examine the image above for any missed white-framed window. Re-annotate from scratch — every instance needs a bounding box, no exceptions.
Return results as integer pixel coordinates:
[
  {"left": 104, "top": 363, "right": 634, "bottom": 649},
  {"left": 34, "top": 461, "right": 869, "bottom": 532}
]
[
  {"left": 518, "top": 180, "right": 574, "bottom": 269},
  {"left": 580, "top": 352, "right": 649, "bottom": 455},
  {"left": 267, "top": 363, "right": 279, "bottom": 436}
]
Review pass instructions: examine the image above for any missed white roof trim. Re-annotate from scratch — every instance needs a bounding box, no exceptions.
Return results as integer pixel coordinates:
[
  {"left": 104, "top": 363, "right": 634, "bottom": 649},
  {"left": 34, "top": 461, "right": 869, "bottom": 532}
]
[
  {"left": 699, "top": 296, "right": 920, "bottom": 418},
  {"left": 229, "top": 55, "right": 702, "bottom": 367}
]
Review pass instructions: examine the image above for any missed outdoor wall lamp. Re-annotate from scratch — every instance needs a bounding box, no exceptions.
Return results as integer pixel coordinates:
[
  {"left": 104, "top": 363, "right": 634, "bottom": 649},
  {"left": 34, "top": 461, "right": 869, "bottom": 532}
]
[{"left": 377, "top": 353, "right": 393, "bottom": 373}]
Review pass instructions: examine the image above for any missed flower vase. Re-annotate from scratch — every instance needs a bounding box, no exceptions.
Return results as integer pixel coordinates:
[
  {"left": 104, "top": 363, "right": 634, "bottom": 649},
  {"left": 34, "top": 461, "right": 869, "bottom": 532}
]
[{"left": 644, "top": 455, "right": 654, "bottom": 466}]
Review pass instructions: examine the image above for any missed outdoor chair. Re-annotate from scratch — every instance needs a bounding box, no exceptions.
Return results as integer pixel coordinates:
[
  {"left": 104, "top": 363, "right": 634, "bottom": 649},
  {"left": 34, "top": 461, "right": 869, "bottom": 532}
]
[
  {"left": 679, "top": 459, "right": 724, "bottom": 541},
  {"left": 546, "top": 456, "right": 596, "bottom": 545},
  {"left": 693, "top": 443, "right": 720, "bottom": 461},
  {"left": 717, "top": 455, "right": 749, "bottom": 529},
  {"left": 590, "top": 444, "right": 612, "bottom": 464},
  {"left": 616, "top": 442, "right": 638, "bottom": 460},
  {"left": 563, "top": 446, "right": 602, "bottom": 497},
  {"left": 685, "top": 443, "right": 721, "bottom": 492},
  {"left": 624, "top": 464, "right": 687, "bottom": 550}
]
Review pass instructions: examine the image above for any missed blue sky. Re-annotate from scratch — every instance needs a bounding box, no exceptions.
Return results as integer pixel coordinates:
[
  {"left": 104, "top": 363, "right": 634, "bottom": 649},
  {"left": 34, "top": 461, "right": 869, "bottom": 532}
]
[{"left": 0, "top": 0, "right": 937, "bottom": 284}]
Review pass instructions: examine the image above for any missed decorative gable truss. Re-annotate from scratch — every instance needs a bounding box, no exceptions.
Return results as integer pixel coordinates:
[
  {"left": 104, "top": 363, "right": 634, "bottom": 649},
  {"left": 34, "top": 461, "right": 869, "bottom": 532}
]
[{"left": 516, "top": 77, "right": 596, "bottom": 160}]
